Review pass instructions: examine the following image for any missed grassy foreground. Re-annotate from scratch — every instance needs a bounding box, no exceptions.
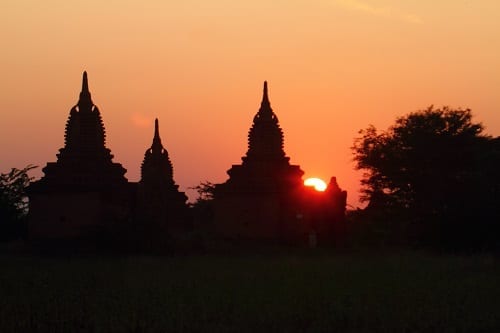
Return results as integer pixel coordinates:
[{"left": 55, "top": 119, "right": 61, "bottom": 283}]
[{"left": 0, "top": 251, "right": 499, "bottom": 332}]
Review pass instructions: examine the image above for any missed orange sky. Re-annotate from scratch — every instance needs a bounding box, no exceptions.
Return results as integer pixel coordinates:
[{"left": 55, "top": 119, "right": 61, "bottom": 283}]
[{"left": 1, "top": 0, "right": 499, "bottom": 206}]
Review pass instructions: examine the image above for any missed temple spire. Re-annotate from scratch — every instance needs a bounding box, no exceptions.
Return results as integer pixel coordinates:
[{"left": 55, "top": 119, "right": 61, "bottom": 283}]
[
  {"left": 260, "top": 81, "right": 270, "bottom": 110},
  {"left": 82, "top": 71, "right": 89, "bottom": 93},
  {"left": 255, "top": 80, "right": 276, "bottom": 122},
  {"left": 151, "top": 118, "right": 163, "bottom": 153},
  {"left": 245, "top": 81, "right": 285, "bottom": 162},
  {"left": 154, "top": 118, "right": 160, "bottom": 139},
  {"left": 78, "top": 71, "right": 93, "bottom": 110},
  {"left": 141, "top": 118, "right": 176, "bottom": 186}
]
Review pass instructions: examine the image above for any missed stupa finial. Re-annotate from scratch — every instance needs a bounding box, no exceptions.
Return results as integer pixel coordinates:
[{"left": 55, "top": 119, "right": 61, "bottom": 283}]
[
  {"left": 78, "top": 71, "right": 93, "bottom": 109},
  {"left": 82, "top": 71, "right": 89, "bottom": 93},
  {"left": 151, "top": 118, "right": 163, "bottom": 153},
  {"left": 261, "top": 81, "right": 270, "bottom": 108},
  {"left": 256, "top": 80, "right": 274, "bottom": 120},
  {"left": 154, "top": 118, "right": 160, "bottom": 140}
]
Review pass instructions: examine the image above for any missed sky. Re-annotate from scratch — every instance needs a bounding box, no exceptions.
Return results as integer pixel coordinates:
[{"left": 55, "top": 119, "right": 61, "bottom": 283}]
[{"left": 1, "top": 0, "right": 499, "bottom": 206}]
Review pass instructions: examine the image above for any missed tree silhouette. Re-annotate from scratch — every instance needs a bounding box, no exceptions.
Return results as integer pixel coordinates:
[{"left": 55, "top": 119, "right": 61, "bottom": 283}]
[
  {"left": 0, "top": 165, "right": 36, "bottom": 241},
  {"left": 191, "top": 181, "right": 216, "bottom": 203},
  {"left": 352, "top": 106, "right": 499, "bottom": 250},
  {"left": 189, "top": 181, "right": 216, "bottom": 225}
]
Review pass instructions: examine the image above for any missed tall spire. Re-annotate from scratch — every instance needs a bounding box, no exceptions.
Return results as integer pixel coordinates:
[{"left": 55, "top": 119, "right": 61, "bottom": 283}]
[
  {"left": 42, "top": 72, "right": 127, "bottom": 186},
  {"left": 245, "top": 81, "right": 286, "bottom": 162},
  {"left": 78, "top": 71, "right": 93, "bottom": 110},
  {"left": 151, "top": 118, "right": 163, "bottom": 153},
  {"left": 154, "top": 118, "right": 160, "bottom": 138},
  {"left": 82, "top": 71, "right": 89, "bottom": 92},
  {"left": 63, "top": 71, "right": 109, "bottom": 153},
  {"left": 259, "top": 81, "right": 272, "bottom": 115},
  {"left": 262, "top": 81, "right": 269, "bottom": 106},
  {"left": 141, "top": 118, "right": 174, "bottom": 185}
]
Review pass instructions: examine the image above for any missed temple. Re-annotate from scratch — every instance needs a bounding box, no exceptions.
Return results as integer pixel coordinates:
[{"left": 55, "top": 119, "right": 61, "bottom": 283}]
[
  {"left": 213, "top": 82, "right": 347, "bottom": 244},
  {"left": 27, "top": 73, "right": 346, "bottom": 248},
  {"left": 41, "top": 72, "right": 128, "bottom": 186},
  {"left": 137, "top": 118, "right": 188, "bottom": 233},
  {"left": 28, "top": 72, "right": 134, "bottom": 241}
]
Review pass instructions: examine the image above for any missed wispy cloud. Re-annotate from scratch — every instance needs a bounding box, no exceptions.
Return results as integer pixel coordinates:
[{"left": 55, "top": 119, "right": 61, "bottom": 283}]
[{"left": 333, "top": 0, "right": 423, "bottom": 24}]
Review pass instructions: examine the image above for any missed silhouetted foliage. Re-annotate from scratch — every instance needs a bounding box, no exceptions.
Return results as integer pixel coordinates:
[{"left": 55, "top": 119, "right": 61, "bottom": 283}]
[
  {"left": 189, "top": 181, "right": 216, "bottom": 224},
  {"left": 353, "top": 106, "right": 500, "bottom": 250},
  {"left": 0, "top": 165, "right": 36, "bottom": 241},
  {"left": 191, "top": 181, "right": 216, "bottom": 203}
]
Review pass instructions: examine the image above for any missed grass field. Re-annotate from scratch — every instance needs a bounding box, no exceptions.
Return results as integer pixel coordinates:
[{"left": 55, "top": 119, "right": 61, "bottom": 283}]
[{"left": 1, "top": 250, "right": 499, "bottom": 332}]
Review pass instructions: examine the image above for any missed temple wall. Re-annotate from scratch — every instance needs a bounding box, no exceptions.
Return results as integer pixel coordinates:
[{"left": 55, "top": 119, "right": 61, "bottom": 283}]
[
  {"left": 28, "top": 192, "right": 102, "bottom": 240},
  {"left": 214, "top": 192, "right": 305, "bottom": 240}
]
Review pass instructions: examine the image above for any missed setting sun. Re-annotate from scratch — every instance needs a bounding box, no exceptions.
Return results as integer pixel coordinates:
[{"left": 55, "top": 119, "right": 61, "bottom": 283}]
[{"left": 304, "top": 178, "right": 327, "bottom": 192}]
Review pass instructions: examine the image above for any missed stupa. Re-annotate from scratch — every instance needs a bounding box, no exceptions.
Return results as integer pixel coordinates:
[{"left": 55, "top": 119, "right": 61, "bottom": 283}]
[
  {"left": 213, "top": 82, "right": 306, "bottom": 241},
  {"left": 137, "top": 119, "right": 188, "bottom": 230},
  {"left": 28, "top": 72, "right": 133, "bottom": 240}
]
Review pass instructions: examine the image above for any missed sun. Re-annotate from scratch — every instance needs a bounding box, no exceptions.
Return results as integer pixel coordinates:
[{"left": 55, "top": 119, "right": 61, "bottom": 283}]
[{"left": 304, "top": 177, "right": 327, "bottom": 192}]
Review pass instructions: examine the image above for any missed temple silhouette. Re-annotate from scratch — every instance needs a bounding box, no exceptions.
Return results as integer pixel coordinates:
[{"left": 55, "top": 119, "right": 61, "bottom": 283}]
[
  {"left": 214, "top": 82, "right": 347, "bottom": 244},
  {"left": 27, "top": 72, "right": 346, "bottom": 248}
]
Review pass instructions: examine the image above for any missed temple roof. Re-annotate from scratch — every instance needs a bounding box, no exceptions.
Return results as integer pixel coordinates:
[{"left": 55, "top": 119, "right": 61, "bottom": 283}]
[
  {"left": 140, "top": 118, "right": 175, "bottom": 186},
  {"left": 63, "top": 72, "right": 107, "bottom": 150},
  {"left": 244, "top": 81, "right": 287, "bottom": 164},
  {"left": 78, "top": 71, "right": 93, "bottom": 111},
  {"left": 151, "top": 118, "right": 163, "bottom": 155},
  {"left": 37, "top": 72, "right": 127, "bottom": 187}
]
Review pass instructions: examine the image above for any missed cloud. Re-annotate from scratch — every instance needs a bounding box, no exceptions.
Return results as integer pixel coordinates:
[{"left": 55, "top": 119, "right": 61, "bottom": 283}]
[{"left": 333, "top": 0, "right": 423, "bottom": 24}]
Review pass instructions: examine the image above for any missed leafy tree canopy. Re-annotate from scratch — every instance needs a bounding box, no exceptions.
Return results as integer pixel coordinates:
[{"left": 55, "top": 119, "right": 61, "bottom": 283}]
[
  {"left": 353, "top": 106, "right": 486, "bottom": 204},
  {"left": 352, "top": 106, "right": 499, "bottom": 249}
]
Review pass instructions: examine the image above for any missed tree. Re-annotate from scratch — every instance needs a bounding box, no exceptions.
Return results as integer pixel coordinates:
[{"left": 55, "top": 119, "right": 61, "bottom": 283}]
[
  {"left": 352, "top": 106, "right": 499, "bottom": 249},
  {"left": 190, "top": 181, "right": 216, "bottom": 203},
  {"left": 0, "top": 165, "right": 36, "bottom": 241},
  {"left": 189, "top": 181, "right": 216, "bottom": 225}
]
